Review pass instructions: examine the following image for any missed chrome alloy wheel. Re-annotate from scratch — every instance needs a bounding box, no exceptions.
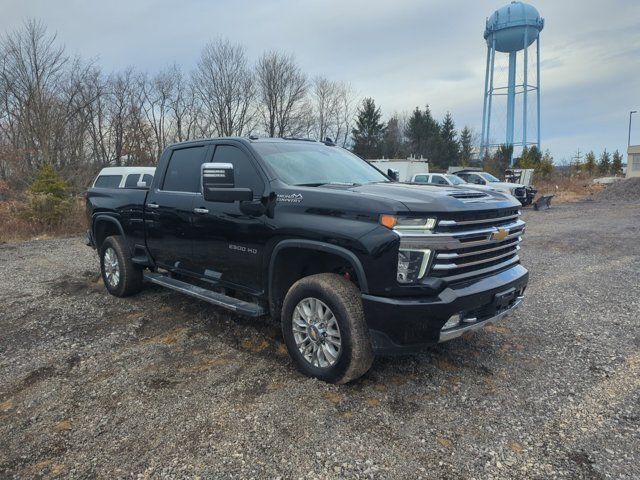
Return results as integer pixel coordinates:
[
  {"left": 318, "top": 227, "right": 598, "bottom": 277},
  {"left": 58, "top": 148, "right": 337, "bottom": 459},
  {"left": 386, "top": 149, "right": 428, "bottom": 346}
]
[
  {"left": 292, "top": 297, "right": 342, "bottom": 368},
  {"left": 103, "top": 247, "right": 120, "bottom": 288}
]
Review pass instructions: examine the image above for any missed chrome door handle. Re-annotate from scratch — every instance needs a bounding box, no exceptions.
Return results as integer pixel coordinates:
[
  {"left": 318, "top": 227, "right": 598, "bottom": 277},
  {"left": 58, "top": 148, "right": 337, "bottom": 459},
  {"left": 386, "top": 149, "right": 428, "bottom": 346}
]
[
  {"left": 193, "top": 207, "right": 209, "bottom": 214},
  {"left": 146, "top": 203, "right": 159, "bottom": 209}
]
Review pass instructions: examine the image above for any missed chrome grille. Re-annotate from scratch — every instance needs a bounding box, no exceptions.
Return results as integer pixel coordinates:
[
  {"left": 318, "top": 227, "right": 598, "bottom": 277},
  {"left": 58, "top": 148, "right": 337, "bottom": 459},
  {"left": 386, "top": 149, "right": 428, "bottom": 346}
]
[{"left": 429, "top": 209, "right": 524, "bottom": 283}]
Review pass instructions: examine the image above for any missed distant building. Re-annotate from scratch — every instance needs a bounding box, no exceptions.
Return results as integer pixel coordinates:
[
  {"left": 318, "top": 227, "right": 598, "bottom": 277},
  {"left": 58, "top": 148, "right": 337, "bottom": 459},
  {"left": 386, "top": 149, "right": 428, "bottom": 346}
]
[{"left": 627, "top": 145, "right": 640, "bottom": 178}]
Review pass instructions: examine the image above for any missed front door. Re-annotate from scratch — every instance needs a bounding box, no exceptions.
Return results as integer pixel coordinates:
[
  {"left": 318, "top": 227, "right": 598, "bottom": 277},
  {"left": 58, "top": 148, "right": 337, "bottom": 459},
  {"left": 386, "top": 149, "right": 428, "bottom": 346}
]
[
  {"left": 191, "top": 144, "right": 269, "bottom": 293},
  {"left": 145, "top": 144, "right": 210, "bottom": 272}
]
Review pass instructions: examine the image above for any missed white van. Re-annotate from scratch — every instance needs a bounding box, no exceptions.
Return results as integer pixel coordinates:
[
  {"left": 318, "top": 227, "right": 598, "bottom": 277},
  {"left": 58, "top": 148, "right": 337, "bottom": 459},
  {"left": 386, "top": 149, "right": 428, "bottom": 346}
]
[{"left": 92, "top": 167, "right": 156, "bottom": 189}]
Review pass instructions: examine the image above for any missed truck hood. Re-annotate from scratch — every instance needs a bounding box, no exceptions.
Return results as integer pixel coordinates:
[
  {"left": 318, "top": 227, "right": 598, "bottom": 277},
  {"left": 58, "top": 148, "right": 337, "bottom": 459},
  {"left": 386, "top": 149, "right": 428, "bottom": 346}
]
[{"left": 317, "top": 182, "right": 520, "bottom": 212}]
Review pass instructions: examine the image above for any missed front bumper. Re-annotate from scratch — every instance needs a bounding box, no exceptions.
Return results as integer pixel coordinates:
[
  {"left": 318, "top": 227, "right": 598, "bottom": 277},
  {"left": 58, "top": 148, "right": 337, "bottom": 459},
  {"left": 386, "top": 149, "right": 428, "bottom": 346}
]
[{"left": 362, "top": 264, "right": 528, "bottom": 354}]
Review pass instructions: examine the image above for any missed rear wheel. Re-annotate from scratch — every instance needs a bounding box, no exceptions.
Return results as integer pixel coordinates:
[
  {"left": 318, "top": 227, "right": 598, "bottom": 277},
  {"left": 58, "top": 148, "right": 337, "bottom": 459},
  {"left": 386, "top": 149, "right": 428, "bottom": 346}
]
[
  {"left": 281, "top": 273, "right": 373, "bottom": 384},
  {"left": 100, "top": 235, "right": 143, "bottom": 297}
]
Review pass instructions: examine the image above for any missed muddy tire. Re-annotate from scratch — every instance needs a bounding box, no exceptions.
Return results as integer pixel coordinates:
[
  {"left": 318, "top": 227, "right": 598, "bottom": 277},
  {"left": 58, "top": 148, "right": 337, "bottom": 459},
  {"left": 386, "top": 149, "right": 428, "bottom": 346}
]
[
  {"left": 281, "top": 273, "right": 374, "bottom": 384},
  {"left": 100, "top": 235, "right": 143, "bottom": 297}
]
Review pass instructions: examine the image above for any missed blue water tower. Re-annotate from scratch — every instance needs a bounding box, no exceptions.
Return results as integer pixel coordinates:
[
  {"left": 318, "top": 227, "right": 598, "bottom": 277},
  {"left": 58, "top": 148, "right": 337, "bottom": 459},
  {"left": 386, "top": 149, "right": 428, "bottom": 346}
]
[{"left": 480, "top": 1, "right": 544, "bottom": 162}]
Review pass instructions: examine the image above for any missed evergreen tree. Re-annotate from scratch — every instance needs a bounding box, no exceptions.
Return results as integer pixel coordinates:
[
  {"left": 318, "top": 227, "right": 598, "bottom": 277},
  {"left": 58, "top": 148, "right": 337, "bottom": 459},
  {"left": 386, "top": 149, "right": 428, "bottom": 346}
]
[
  {"left": 459, "top": 126, "right": 474, "bottom": 166},
  {"left": 381, "top": 116, "right": 406, "bottom": 159},
  {"left": 611, "top": 150, "right": 623, "bottom": 175},
  {"left": 539, "top": 150, "right": 554, "bottom": 177},
  {"left": 26, "top": 164, "right": 71, "bottom": 227},
  {"left": 405, "top": 107, "right": 427, "bottom": 156},
  {"left": 440, "top": 112, "right": 459, "bottom": 167},
  {"left": 351, "top": 98, "right": 385, "bottom": 159},
  {"left": 404, "top": 105, "right": 444, "bottom": 167},
  {"left": 518, "top": 145, "right": 542, "bottom": 170},
  {"left": 584, "top": 151, "right": 597, "bottom": 175},
  {"left": 598, "top": 149, "right": 611, "bottom": 175},
  {"left": 484, "top": 144, "right": 512, "bottom": 177}
]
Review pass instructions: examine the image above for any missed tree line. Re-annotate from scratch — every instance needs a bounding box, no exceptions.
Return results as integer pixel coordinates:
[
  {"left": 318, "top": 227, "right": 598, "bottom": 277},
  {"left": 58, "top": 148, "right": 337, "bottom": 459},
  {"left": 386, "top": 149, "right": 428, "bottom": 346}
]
[
  {"left": 0, "top": 20, "right": 357, "bottom": 190},
  {"left": 570, "top": 150, "right": 624, "bottom": 176},
  {"left": 350, "top": 98, "right": 477, "bottom": 169}
]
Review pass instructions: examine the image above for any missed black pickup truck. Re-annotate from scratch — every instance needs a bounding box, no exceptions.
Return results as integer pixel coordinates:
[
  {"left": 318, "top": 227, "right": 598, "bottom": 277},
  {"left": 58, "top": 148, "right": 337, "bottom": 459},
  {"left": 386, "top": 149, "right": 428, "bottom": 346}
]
[{"left": 86, "top": 137, "right": 528, "bottom": 383}]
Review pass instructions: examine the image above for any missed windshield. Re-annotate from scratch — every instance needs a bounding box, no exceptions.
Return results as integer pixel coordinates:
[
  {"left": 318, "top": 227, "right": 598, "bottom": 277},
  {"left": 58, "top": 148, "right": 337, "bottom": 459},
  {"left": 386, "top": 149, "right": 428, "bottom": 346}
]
[
  {"left": 479, "top": 172, "right": 501, "bottom": 183},
  {"left": 252, "top": 142, "right": 389, "bottom": 186},
  {"left": 445, "top": 174, "right": 466, "bottom": 185}
]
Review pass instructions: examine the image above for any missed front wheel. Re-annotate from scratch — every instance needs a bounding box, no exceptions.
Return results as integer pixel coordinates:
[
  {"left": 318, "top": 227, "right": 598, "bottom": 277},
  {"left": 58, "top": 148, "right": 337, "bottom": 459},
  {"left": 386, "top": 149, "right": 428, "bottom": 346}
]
[
  {"left": 100, "top": 235, "right": 143, "bottom": 297},
  {"left": 281, "top": 273, "right": 373, "bottom": 384}
]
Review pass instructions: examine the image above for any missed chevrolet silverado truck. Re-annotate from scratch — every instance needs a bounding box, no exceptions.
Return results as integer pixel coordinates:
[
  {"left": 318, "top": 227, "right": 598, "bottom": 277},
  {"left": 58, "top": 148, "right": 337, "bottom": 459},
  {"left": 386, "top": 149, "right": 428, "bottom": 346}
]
[
  {"left": 454, "top": 170, "right": 536, "bottom": 206},
  {"left": 86, "top": 137, "right": 528, "bottom": 384}
]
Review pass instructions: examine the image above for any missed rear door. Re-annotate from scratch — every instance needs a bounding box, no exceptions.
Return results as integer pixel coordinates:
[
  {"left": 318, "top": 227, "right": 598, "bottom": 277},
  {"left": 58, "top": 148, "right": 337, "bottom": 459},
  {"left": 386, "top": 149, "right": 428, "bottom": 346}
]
[
  {"left": 190, "top": 143, "right": 268, "bottom": 292},
  {"left": 145, "top": 144, "right": 210, "bottom": 272}
]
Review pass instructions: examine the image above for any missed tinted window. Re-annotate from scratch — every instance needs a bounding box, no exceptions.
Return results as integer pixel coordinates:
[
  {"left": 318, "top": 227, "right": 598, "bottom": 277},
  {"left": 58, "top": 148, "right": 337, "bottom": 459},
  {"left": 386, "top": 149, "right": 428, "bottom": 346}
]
[
  {"left": 162, "top": 146, "right": 207, "bottom": 192},
  {"left": 124, "top": 174, "right": 140, "bottom": 188},
  {"left": 94, "top": 175, "right": 122, "bottom": 188},
  {"left": 430, "top": 175, "right": 448, "bottom": 185},
  {"left": 213, "top": 145, "right": 264, "bottom": 197},
  {"left": 413, "top": 174, "right": 428, "bottom": 183},
  {"left": 142, "top": 174, "right": 154, "bottom": 186}
]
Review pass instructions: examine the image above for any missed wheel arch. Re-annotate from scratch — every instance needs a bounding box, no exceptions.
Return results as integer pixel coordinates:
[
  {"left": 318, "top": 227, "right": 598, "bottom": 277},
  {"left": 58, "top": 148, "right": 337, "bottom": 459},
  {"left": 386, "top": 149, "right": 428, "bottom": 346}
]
[
  {"left": 268, "top": 239, "right": 368, "bottom": 320},
  {"left": 92, "top": 215, "right": 126, "bottom": 251}
]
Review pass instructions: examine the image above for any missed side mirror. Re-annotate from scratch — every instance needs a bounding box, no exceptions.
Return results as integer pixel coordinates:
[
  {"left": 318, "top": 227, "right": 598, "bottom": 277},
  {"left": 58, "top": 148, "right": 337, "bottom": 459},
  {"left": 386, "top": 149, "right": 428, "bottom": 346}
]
[
  {"left": 475, "top": 178, "right": 485, "bottom": 185},
  {"left": 136, "top": 180, "right": 149, "bottom": 189},
  {"left": 202, "top": 162, "right": 253, "bottom": 202},
  {"left": 387, "top": 168, "right": 399, "bottom": 181}
]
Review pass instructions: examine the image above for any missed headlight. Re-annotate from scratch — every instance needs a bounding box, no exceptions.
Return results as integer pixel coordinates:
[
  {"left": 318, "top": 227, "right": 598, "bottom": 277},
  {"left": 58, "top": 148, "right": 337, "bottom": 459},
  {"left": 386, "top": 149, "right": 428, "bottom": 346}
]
[
  {"left": 380, "top": 215, "right": 436, "bottom": 284},
  {"left": 380, "top": 215, "right": 437, "bottom": 232}
]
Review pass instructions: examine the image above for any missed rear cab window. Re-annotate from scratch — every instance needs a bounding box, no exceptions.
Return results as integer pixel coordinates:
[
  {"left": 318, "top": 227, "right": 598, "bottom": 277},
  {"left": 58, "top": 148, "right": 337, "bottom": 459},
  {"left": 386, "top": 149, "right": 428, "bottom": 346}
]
[
  {"left": 124, "top": 174, "right": 141, "bottom": 188},
  {"left": 94, "top": 175, "right": 122, "bottom": 188},
  {"left": 413, "top": 174, "right": 429, "bottom": 183}
]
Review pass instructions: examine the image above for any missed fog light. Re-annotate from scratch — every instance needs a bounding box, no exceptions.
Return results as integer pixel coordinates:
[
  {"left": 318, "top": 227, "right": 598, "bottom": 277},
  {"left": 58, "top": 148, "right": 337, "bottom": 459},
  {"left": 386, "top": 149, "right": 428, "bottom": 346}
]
[
  {"left": 442, "top": 314, "right": 461, "bottom": 330},
  {"left": 396, "top": 248, "right": 431, "bottom": 284}
]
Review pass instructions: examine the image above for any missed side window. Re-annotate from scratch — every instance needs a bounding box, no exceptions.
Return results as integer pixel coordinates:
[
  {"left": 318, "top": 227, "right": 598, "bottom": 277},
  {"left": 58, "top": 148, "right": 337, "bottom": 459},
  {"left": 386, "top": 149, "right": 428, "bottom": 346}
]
[
  {"left": 212, "top": 145, "right": 264, "bottom": 198},
  {"left": 162, "top": 146, "right": 207, "bottom": 192},
  {"left": 414, "top": 174, "right": 428, "bottom": 183},
  {"left": 142, "top": 174, "right": 154, "bottom": 186},
  {"left": 94, "top": 175, "right": 122, "bottom": 188},
  {"left": 124, "top": 174, "right": 140, "bottom": 188},
  {"left": 432, "top": 175, "right": 448, "bottom": 185}
]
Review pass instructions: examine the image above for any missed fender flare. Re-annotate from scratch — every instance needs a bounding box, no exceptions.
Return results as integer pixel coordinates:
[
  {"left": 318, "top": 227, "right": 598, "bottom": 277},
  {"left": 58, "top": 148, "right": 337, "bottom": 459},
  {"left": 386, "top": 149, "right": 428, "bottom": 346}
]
[
  {"left": 268, "top": 239, "right": 369, "bottom": 296},
  {"left": 92, "top": 214, "right": 126, "bottom": 248}
]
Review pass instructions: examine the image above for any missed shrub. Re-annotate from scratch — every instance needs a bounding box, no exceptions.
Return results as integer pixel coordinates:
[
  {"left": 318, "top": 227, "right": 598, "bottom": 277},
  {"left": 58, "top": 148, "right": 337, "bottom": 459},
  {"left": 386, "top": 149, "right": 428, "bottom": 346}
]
[{"left": 25, "top": 164, "right": 72, "bottom": 227}]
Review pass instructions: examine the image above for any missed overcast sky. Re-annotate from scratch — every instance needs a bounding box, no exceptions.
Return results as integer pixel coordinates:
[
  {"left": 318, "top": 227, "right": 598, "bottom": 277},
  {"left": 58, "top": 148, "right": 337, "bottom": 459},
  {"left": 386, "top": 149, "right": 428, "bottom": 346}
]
[{"left": 2, "top": 0, "right": 639, "bottom": 162}]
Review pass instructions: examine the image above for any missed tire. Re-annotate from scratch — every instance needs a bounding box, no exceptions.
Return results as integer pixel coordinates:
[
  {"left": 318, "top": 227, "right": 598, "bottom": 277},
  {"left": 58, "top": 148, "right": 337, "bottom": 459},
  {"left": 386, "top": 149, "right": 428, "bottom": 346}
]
[
  {"left": 100, "top": 235, "right": 143, "bottom": 297},
  {"left": 281, "top": 273, "right": 374, "bottom": 384}
]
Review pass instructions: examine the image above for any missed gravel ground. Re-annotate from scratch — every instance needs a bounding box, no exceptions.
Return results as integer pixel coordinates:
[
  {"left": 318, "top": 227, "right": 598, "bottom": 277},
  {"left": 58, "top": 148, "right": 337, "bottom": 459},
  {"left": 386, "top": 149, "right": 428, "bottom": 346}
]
[
  {"left": 1, "top": 201, "right": 639, "bottom": 479},
  {"left": 593, "top": 177, "right": 640, "bottom": 202}
]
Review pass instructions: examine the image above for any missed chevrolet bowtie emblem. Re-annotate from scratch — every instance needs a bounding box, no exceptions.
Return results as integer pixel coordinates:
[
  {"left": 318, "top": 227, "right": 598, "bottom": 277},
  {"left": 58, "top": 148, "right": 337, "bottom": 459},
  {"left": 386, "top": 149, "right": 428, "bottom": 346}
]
[{"left": 491, "top": 228, "right": 508, "bottom": 242}]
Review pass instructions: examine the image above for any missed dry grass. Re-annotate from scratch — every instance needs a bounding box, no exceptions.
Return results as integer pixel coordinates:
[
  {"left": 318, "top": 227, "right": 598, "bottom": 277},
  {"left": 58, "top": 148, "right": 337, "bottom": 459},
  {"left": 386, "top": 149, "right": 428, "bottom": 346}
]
[
  {"left": 534, "top": 175, "right": 606, "bottom": 203},
  {"left": 0, "top": 196, "right": 86, "bottom": 243}
]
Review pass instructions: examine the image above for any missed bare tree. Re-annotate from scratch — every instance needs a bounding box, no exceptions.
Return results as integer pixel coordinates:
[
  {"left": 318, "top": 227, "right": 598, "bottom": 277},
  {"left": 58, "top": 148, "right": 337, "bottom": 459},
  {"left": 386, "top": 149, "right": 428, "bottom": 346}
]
[
  {"left": 194, "top": 39, "right": 254, "bottom": 137},
  {"left": 309, "top": 76, "right": 356, "bottom": 146},
  {"left": 0, "top": 19, "right": 96, "bottom": 184},
  {"left": 167, "top": 65, "right": 198, "bottom": 143},
  {"left": 256, "top": 51, "right": 308, "bottom": 137}
]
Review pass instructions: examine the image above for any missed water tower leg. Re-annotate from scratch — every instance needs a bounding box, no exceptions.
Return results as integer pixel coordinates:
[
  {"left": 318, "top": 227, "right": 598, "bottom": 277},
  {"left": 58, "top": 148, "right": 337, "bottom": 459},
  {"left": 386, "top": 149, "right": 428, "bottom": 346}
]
[
  {"left": 486, "top": 39, "right": 496, "bottom": 157},
  {"left": 536, "top": 37, "right": 541, "bottom": 150},
  {"left": 523, "top": 30, "right": 529, "bottom": 151},
  {"left": 480, "top": 46, "right": 491, "bottom": 155},
  {"left": 506, "top": 51, "right": 517, "bottom": 149}
]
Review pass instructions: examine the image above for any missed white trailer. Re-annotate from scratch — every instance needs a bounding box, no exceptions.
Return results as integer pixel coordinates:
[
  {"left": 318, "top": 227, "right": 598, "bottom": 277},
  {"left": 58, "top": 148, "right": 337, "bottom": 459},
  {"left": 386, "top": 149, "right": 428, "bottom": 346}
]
[{"left": 368, "top": 159, "right": 429, "bottom": 182}]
